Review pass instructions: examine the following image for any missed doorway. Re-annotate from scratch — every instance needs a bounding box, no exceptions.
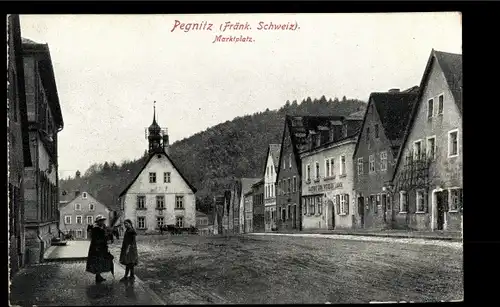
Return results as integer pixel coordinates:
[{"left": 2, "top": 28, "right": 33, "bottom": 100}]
[
  {"left": 381, "top": 194, "right": 387, "bottom": 223},
  {"left": 328, "top": 200, "right": 335, "bottom": 229},
  {"left": 292, "top": 204, "right": 297, "bottom": 229},
  {"left": 436, "top": 191, "right": 447, "bottom": 230},
  {"left": 358, "top": 197, "right": 364, "bottom": 228}
]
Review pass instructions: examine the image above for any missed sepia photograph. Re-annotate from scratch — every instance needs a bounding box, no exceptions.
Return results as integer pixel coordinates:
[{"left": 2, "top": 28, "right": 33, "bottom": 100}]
[{"left": 7, "top": 12, "right": 462, "bottom": 305}]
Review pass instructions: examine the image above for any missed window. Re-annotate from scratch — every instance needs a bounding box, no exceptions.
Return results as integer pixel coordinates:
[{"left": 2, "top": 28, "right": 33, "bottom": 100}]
[
  {"left": 374, "top": 124, "right": 379, "bottom": 138},
  {"left": 438, "top": 94, "right": 444, "bottom": 115},
  {"left": 449, "top": 188, "right": 463, "bottom": 212},
  {"left": 76, "top": 216, "right": 82, "bottom": 224},
  {"left": 340, "top": 155, "right": 346, "bottom": 175},
  {"left": 380, "top": 151, "right": 387, "bottom": 172},
  {"left": 88, "top": 203, "right": 95, "bottom": 211},
  {"left": 414, "top": 140, "right": 422, "bottom": 159},
  {"left": 416, "top": 190, "right": 426, "bottom": 213},
  {"left": 399, "top": 191, "right": 408, "bottom": 213},
  {"left": 307, "top": 164, "right": 311, "bottom": 181},
  {"left": 315, "top": 162, "right": 320, "bottom": 180},
  {"left": 176, "top": 196, "right": 184, "bottom": 209},
  {"left": 369, "top": 155, "right": 375, "bottom": 173},
  {"left": 340, "top": 195, "right": 346, "bottom": 215},
  {"left": 427, "top": 136, "right": 436, "bottom": 160},
  {"left": 303, "top": 198, "right": 308, "bottom": 215},
  {"left": 87, "top": 216, "right": 93, "bottom": 224},
  {"left": 64, "top": 215, "right": 71, "bottom": 224},
  {"left": 156, "top": 195, "right": 165, "bottom": 209},
  {"left": 317, "top": 196, "right": 322, "bottom": 215},
  {"left": 82, "top": 192, "right": 87, "bottom": 199},
  {"left": 293, "top": 176, "right": 297, "bottom": 193},
  {"left": 288, "top": 178, "right": 291, "bottom": 194},
  {"left": 137, "top": 196, "right": 146, "bottom": 209},
  {"left": 164, "top": 172, "right": 171, "bottom": 183},
  {"left": 448, "top": 129, "right": 459, "bottom": 157},
  {"left": 76, "top": 230, "right": 83, "bottom": 238},
  {"left": 137, "top": 217, "right": 146, "bottom": 229},
  {"left": 330, "top": 158, "right": 335, "bottom": 177},
  {"left": 427, "top": 98, "right": 434, "bottom": 119},
  {"left": 357, "top": 158, "right": 363, "bottom": 175},
  {"left": 325, "top": 159, "right": 330, "bottom": 178},
  {"left": 281, "top": 208, "right": 286, "bottom": 221},
  {"left": 75, "top": 203, "right": 81, "bottom": 211},
  {"left": 287, "top": 205, "right": 291, "bottom": 220},
  {"left": 149, "top": 172, "right": 156, "bottom": 183},
  {"left": 289, "top": 153, "right": 292, "bottom": 168},
  {"left": 157, "top": 217, "right": 164, "bottom": 229},
  {"left": 309, "top": 198, "right": 315, "bottom": 215}
]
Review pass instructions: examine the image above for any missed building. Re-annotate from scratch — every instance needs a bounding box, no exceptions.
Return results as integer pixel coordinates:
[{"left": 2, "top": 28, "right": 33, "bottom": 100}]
[
  {"left": 263, "top": 144, "right": 280, "bottom": 232},
  {"left": 252, "top": 180, "right": 265, "bottom": 232},
  {"left": 299, "top": 115, "right": 363, "bottom": 230},
  {"left": 243, "top": 191, "right": 253, "bottom": 233},
  {"left": 226, "top": 178, "right": 260, "bottom": 234},
  {"left": 391, "top": 50, "right": 462, "bottom": 232},
  {"left": 221, "top": 190, "right": 231, "bottom": 234},
  {"left": 59, "top": 191, "right": 111, "bottom": 239},
  {"left": 353, "top": 88, "right": 418, "bottom": 229},
  {"left": 119, "top": 105, "right": 197, "bottom": 233},
  {"left": 22, "top": 37, "right": 64, "bottom": 264},
  {"left": 276, "top": 116, "right": 344, "bottom": 231},
  {"left": 196, "top": 211, "right": 214, "bottom": 235},
  {"left": 212, "top": 195, "right": 225, "bottom": 235},
  {"left": 8, "top": 14, "right": 33, "bottom": 276}
]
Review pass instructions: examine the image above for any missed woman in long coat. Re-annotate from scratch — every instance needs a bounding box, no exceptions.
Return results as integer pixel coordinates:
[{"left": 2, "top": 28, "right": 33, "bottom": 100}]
[
  {"left": 86, "top": 215, "right": 114, "bottom": 283},
  {"left": 119, "top": 219, "right": 138, "bottom": 281}
]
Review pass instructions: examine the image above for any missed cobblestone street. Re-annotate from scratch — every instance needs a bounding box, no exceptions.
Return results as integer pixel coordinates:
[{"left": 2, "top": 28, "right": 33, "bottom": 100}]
[{"left": 106, "top": 234, "right": 462, "bottom": 304}]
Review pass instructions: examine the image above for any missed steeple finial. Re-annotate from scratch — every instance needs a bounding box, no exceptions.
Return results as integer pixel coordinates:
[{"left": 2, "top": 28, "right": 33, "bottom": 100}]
[{"left": 153, "top": 101, "right": 156, "bottom": 123}]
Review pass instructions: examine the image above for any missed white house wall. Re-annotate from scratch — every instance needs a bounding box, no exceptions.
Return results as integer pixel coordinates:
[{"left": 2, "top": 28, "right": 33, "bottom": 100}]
[{"left": 123, "top": 154, "right": 196, "bottom": 232}]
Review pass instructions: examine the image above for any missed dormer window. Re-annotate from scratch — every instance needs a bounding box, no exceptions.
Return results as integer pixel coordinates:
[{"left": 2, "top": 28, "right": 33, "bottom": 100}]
[{"left": 82, "top": 192, "right": 87, "bottom": 199}]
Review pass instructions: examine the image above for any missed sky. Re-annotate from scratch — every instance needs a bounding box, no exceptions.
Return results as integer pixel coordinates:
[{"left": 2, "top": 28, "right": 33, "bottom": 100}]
[{"left": 19, "top": 13, "right": 462, "bottom": 179}]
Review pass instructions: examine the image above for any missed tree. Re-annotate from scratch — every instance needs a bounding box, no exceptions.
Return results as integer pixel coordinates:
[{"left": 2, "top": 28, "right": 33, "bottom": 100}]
[
  {"left": 342, "top": 96, "right": 347, "bottom": 102},
  {"left": 333, "top": 97, "right": 339, "bottom": 103},
  {"left": 75, "top": 170, "right": 81, "bottom": 178}
]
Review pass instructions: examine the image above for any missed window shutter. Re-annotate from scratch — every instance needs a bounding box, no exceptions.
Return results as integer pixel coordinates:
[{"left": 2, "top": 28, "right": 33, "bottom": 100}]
[
  {"left": 345, "top": 194, "right": 350, "bottom": 215},
  {"left": 336, "top": 195, "right": 341, "bottom": 215},
  {"left": 458, "top": 189, "right": 463, "bottom": 212},
  {"left": 442, "top": 190, "right": 449, "bottom": 211},
  {"left": 424, "top": 190, "right": 429, "bottom": 213}
]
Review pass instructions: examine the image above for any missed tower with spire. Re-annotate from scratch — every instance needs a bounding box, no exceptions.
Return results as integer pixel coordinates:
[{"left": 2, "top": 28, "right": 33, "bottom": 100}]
[{"left": 146, "top": 101, "right": 169, "bottom": 154}]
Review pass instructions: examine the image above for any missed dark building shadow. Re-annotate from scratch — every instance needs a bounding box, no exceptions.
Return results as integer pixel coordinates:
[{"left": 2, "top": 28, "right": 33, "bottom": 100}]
[{"left": 86, "top": 283, "right": 116, "bottom": 305}]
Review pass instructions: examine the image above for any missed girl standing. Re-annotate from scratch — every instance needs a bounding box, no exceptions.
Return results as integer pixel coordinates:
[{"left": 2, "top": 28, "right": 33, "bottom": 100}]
[{"left": 119, "top": 219, "right": 138, "bottom": 282}]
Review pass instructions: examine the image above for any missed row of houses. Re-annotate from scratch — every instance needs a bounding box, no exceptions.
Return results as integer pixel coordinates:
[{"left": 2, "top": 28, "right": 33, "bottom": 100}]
[
  {"left": 8, "top": 14, "right": 65, "bottom": 277},
  {"left": 217, "top": 48, "right": 462, "bottom": 234}
]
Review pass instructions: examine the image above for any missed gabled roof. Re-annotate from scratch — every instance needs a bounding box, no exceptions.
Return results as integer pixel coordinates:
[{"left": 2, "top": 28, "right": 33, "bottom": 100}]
[
  {"left": 276, "top": 115, "right": 344, "bottom": 179},
  {"left": 392, "top": 49, "right": 462, "bottom": 182},
  {"left": 22, "top": 37, "right": 64, "bottom": 130},
  {"left": 252, "top": 179, "right": 265, "bottom": 188},
  {"left": 240, "top": 178, "right": 261, "bottom": 196},
  {"left": 119, "top": 149, "right": 197, "bottom": 197},
  {"left": 353, "top": 89, "right": 418, "bottom": 158},
  {"left": 59, "top": 191, "right": 111, "bottom": 211},
  {"left": 261, "top": 143, "right": 281, "bottom": 178}
]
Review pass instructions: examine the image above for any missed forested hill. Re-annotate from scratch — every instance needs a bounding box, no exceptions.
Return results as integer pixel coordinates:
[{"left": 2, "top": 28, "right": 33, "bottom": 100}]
[{"left": 59, "top": 96, "right": 366, "bottom": 213}]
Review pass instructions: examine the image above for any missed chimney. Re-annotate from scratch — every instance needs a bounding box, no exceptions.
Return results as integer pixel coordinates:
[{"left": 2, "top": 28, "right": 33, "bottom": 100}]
[
  {"left": 163, "top": 134, "right": 170, "bottom": 155},
  {"left": 74, "top": 190, "right": 80, "bottom": 198},
  {"left": 388, "top": 88, "right": 400, "bottom": 93}
]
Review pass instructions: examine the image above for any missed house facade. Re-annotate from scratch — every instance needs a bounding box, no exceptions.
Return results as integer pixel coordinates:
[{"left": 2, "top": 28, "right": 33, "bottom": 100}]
[
  {"left": 391, "top": 50, "right": 462, "bottom": 232},
  {"left": 196, "top": 211, "right": 214, "bottom": 235},
  {"left": 212, "top": 195, "right": 225, "bottom": 235},
  {"left": 119, "top": 106, "right": 197, "bottom": 233},
  {"left": 353, "top": 89, "right": 418, "bottom": 229},
  {"left": 252, "top": 180, "right": 265, "bottom": 232},
  {"left": 243, "top": 191, "right": 253, "bottom": 233},
  {"left": 8, "top": 14, "right": 33, "bottom": 276},
  {"left": 22, "top": 37, "right": 64, "bottom": 264},
  {"left": 299, "top": 116, "right": 363, "bottom": 230},
  {"left": 59, "top": 191, "right": 111, "bottom": 239},
  {"left": 263, "top": 144, "right": 280, "bottom": 232}
]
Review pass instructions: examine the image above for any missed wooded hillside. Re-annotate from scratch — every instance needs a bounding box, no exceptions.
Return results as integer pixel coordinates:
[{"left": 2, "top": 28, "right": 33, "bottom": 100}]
[{"left": 59, "top": 96, "right": 366, "bottom": 213}]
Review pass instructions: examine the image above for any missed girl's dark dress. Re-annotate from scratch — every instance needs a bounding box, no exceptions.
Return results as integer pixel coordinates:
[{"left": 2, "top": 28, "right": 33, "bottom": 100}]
[
  {"left": 86, "top": 226, "right": 114, "bottom": 274},
  {"left": 120, "top": 228, "right": 138, "bottom": 265}
]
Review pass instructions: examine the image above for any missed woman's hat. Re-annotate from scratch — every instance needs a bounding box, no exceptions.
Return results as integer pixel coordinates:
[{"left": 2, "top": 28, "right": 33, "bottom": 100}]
[{"left": 95, "top": 215, "right": 107, "bottom": 222}]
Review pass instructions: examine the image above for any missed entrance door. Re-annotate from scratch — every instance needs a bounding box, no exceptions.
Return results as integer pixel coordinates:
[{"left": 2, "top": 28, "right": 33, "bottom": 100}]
[
  {"left": 381, "top": 194, "right": 387, "bottom": 223},
  {"left": 328, "top": 200, "right": 335, "bottom": 229},
  {"left": 436, "top": 191, "right": 447, "bottom": 230},
  {"left": 358, "top": 197, "right": 364, "bottom": 228}
]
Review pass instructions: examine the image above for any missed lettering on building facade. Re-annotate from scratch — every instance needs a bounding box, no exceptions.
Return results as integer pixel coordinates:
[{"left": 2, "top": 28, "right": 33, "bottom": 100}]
[{"left": 308, "top": 182, "right": 343, "bottom": 193}]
